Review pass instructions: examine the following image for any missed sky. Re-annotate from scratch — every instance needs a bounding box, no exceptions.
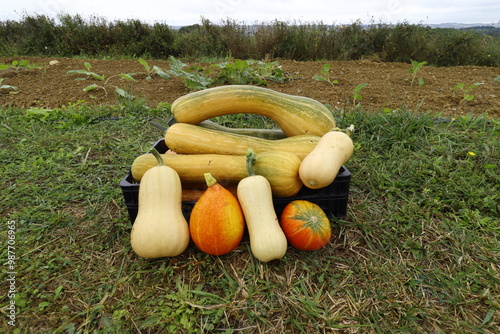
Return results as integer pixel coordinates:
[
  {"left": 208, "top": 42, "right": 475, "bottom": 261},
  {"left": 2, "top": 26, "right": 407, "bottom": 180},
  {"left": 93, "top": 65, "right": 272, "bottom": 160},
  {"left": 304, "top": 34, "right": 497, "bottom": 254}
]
[{"left": 1, "top": 0, "right": 499, "bottom": 26}]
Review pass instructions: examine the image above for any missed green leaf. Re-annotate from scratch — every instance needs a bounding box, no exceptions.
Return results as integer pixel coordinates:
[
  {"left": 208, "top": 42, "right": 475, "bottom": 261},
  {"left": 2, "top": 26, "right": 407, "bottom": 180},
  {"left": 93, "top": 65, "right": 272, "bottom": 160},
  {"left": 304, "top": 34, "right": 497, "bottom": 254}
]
[
  {"left": 120, "top": 73, "right": 136, "bottom": 81},
  {"left": 0, "top": 84, "right": 18, "bottom": 90},
  {"left": 312, "top": 74, "right": 325, "bottom": 81},
  {"left": 153, "top": 66, "right": 171, "bottom": 79},
  {"left": 83, "top": 83, "right": 99, "bottom": 92},
  {"left": 354, "top": 83, "right": 368, "bottom": 92},
  {"left": 138, "top": 58, "right": 149, "bottom": 71},
  {"left": 168, "top": 56, "right": 187, "bottom": 74},
  {"left": 38, "top": 301, "right": 51, "bottom": 311},
  {"left": 89, "top": 72, "right": 105, "bottom": 81},
  {"left": 482, "top": 308, "right": 496, "bottom": 325},
  {"left": 233, "top": 59, "right": 249, "bottom": 71},
  {"left": 67, "top": 69, "right": 92, "bottom": 76},
  {"left": 115, "top": 87, "right": 134, "bottom": 99},
  {"left": 54, "top": 285, "right": 64, "bottom": 299}
]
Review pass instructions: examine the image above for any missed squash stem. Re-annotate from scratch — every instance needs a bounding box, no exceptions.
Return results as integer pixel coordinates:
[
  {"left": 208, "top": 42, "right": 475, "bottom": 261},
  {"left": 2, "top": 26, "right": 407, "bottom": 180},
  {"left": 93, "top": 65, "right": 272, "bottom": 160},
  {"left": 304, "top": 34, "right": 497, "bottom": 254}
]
[
  {"left": 345, "top": 124, "right": 355, "bottom": 136},
  {"left": 203, "top": 173, "right": 218, "bottom": 187},
  {"left": 149, "top": 120, "right": 168, "bottom": 133},
  {"left": 150, "top": 148, "right": 165, "bottom": 166},
  {"left": 245, "top": 148, "right": 257, "bottom": 176},
  {"left": 330, "top": 124, "right": 355, "bottom": 137}
]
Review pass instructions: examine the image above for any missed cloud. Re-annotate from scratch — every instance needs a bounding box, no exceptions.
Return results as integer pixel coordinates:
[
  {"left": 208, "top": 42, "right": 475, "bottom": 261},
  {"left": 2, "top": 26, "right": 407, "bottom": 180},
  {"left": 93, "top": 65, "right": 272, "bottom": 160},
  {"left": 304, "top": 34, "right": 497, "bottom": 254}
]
[{"left": 0, "top": 0, "right": 498, "bottom": 25}]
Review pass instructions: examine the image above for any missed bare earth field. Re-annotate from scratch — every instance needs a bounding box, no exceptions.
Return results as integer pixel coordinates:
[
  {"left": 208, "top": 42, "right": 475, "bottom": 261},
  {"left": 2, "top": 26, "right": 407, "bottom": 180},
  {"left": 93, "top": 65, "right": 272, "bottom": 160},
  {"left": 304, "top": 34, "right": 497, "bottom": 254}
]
[{"left": 1, "top": 56, "right": 499, "bottom": 118}]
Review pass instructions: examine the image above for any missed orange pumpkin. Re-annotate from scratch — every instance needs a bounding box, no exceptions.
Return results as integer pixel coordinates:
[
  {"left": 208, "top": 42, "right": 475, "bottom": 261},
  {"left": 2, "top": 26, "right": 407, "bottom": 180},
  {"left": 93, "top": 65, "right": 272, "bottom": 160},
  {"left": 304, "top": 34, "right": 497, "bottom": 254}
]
[
  {"left": 280, "top": 200, "right": 331, "bottom": 251},
  {"left": 189, "top": 173, "right": 245, "bottom": 256}
]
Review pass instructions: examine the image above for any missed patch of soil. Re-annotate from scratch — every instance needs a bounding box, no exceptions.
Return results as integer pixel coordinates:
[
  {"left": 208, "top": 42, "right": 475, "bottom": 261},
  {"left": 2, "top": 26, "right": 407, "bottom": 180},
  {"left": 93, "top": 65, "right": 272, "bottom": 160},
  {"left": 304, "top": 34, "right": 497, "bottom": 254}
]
[{"left": 1, "top": 56, "right": 499, "bottom": 118}]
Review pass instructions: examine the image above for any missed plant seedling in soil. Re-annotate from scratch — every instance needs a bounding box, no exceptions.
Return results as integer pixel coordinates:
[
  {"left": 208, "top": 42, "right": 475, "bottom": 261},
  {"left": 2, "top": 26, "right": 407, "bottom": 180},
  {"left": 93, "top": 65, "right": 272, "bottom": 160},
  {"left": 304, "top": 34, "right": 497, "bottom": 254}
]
[
  {"left": 211, "top": 59, "right": 290, "bottom": 86},
  {"left": 138, "top": 58, "right": 171, "bottom": 80},
  {"left": 168, "top": 56, "right": 213, "bottom": 90},
  {"left": 453, "top": 82, "right": 484, "bottom": 103},
  {"left": 67, "top": 62, "right": 106, "bottom": 81},
  {"left": 0, "top": 59, "right": 42, "bottom": 75},
  {"left": 408, "top": 60, "right": 427, "bottom": 87},
  {"left": 313, "top": 63, "right": 339, "bottom": 86},
  {"left": 0, "top": 78, "right": 19, "bottom": 94},
  {"left": 67, "top": 62, "right": 136, "bottom": 100},
  {"left": 353, "top": 83, "right": 368, "bottom": 105}
]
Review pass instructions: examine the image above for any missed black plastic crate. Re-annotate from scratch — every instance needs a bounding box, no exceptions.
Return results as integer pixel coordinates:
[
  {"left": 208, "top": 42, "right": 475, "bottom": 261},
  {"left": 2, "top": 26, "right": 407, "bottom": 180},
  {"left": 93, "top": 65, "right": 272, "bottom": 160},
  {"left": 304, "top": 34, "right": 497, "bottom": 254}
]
[{"left": 120, "top": 139, "right": 350, "bottom": 224}]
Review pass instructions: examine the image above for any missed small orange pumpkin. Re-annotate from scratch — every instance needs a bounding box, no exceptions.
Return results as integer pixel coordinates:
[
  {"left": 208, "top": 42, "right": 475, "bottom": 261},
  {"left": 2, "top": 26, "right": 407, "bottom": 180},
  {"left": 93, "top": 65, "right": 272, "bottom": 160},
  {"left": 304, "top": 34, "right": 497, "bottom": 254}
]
[
  {"left": 189, "top": 173, "right": 245, "bottom": 256},
  {"left": 280, "top": 200, "right": 331, "bottom": 251}
]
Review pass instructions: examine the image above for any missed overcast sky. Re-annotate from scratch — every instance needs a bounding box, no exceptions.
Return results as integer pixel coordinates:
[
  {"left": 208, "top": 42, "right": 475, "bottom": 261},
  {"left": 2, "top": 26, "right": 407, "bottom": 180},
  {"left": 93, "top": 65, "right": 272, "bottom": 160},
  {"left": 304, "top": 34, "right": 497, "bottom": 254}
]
[{"left": 1, "top": 0, "right": 499, "bottom": 26}]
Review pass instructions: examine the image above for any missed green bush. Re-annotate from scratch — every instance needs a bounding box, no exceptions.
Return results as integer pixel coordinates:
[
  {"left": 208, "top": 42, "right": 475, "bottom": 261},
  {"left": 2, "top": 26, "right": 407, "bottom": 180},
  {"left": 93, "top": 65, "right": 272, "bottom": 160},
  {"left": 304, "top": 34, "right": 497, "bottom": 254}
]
[
  {"left": 0, "top": 13, "right": 499, "bottom": 67},
  {"left": 0, "top": 14, "right": 58, "bottom": 55},
  {"left": 56, "top": 14, "right": 112, "bottom": 56}
]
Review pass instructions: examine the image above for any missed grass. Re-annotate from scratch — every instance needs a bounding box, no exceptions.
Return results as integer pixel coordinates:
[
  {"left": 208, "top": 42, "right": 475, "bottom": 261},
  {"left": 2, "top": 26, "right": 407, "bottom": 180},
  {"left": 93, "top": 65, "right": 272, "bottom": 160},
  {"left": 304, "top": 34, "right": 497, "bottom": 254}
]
[{"left": 0, "top": 99, "right": 499, "bottom": 333}]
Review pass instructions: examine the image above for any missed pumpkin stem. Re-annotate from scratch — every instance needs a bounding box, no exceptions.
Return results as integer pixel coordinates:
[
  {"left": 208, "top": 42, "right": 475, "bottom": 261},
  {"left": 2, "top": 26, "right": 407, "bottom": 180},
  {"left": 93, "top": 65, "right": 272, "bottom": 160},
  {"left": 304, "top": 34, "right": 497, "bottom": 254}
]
[
  {"left": 245, "top": 148, "right": 257, "bottom": 176},
  {"left": 150, "top": 148, "right": 165, "bottom": 166},
  {"left": 203, "top": 173, "right": 218, "bottom": 187}
]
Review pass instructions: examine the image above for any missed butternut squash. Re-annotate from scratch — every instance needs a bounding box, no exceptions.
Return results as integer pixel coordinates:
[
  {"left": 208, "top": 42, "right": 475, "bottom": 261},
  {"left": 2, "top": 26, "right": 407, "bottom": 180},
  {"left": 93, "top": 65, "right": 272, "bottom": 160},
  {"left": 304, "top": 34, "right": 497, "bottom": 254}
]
[
  {"left": 130, "top": 149, "right": 190, "bottom": 258},
  {"left": 299, "top": 130, "right": 354, "bottom": 189},
  {"left": 131, "top": 150, "right": 303, "bottom": 197},
  {"left": 165, "top": 123, "right": 319, "bottom": 160},
  {"left": 237, "top": 149, "right": 288, "bottom": 262},
  {"left": 171, "top": 85, "right": 336, "bottom": 136}
]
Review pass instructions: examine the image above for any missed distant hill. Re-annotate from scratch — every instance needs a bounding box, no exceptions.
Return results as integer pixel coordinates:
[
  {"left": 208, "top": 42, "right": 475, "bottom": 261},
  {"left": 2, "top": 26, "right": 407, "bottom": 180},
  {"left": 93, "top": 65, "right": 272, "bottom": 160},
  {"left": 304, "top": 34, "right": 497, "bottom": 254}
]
[{"left": 427, "top": 23, "right": 497, "bottom": 29}]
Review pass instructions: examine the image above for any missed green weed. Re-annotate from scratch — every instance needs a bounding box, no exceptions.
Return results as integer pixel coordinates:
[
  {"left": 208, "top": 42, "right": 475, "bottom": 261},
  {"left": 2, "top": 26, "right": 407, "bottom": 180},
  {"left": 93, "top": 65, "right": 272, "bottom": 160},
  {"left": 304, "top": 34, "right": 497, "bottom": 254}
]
[
  {"left": 0, "top": 78, "right": 19, "bottom": 94},
  {"left": 312, "top": 63, "right": 339, "bottom": 86},
  {"left": 408, "top": 59, "right": 427, "bottom": 87},
  {"left": 167, "top": 56, "right": 213, "bottom": 90},
  {"left": 453, "top": 82, "right": 484, "bottom": 103},
  {"left": 67, "top": 61, "right": 136, "bottom": 100},
  {"left": 352, "top": 83, "right": 368, "bottom": 105},
  {"left": 211, "top": 59, "right": 291, "bottom": 86},
  {"left": 137, "top": 58, "right": 171, "bottom": 80},
  {"left": 167, "top": 56, "right": 292, "bottom": 90},
  {"left": 0, "top": 59, "right": 41, "bottom": 74}
]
